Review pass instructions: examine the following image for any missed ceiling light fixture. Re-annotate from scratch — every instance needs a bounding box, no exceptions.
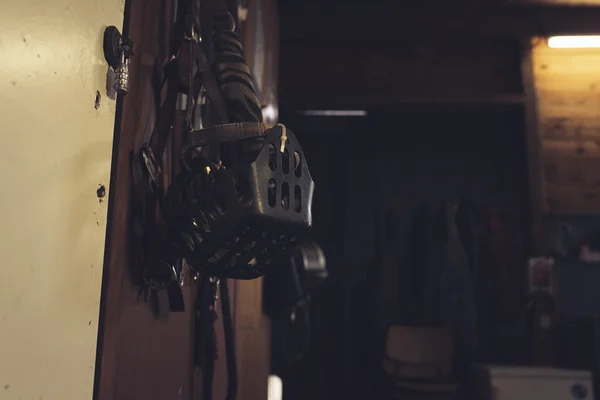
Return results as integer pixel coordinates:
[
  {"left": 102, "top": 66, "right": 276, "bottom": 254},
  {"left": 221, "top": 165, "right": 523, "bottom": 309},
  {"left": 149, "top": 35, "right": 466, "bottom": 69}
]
[
  {"left": 297, "top": 110, "right": 368, "bottom": 117},
  {"left": 548, "top": 35, "right": 600, "bottom": 49}
]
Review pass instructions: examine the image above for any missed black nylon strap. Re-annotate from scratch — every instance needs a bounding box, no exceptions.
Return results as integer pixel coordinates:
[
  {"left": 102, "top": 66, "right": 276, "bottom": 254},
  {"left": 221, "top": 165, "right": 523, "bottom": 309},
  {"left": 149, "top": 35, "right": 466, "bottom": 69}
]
[
  {"left": 197, "top": 49, "right": 229, "bottom": 124},
  {"left": 220, "top": 279, "right": 238, "bottom": 400},
  {"left": 196, "top": 277, "right": 218, "bottom": 400},
  {"left": 141, "top": 2, "right": 248, "bottom": 399},
  {"left": 186, "top": 122, "right": 271, "bottom": 149},
  {"left": 148, "top": 82, "right": 179, "bottom": 158}
]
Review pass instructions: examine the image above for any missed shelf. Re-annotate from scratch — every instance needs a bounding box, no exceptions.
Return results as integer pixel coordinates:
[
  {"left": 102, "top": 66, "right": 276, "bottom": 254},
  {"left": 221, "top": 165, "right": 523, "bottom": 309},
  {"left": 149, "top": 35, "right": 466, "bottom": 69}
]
[{"left": 281, "top": 93, "right": 526, "bottom": 110}]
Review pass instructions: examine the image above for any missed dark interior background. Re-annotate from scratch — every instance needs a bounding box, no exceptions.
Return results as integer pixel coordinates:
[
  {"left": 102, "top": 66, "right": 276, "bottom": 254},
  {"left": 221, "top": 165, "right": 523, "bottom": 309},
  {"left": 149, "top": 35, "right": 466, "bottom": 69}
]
[
  {"left": 275, "top": 0, "right": 600, "bottom": 398},
  {"left": 279, "top": 108, "right": 532, "bottom": 399}
]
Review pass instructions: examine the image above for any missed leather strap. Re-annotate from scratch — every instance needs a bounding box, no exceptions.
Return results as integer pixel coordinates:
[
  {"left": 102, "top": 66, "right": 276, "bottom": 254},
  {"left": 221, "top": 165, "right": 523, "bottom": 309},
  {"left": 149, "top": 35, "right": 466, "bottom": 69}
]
[{"left": 187, "top": 122, "right": 271, "bottom": 149}]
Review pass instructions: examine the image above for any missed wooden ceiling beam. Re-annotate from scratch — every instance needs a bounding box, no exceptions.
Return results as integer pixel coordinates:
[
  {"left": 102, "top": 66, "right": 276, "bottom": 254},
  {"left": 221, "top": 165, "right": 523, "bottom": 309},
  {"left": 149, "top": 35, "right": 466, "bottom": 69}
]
[
  {"left": 278, "top": 39, "right": 523, "bottom": 109},
  {"left": 279, "top": 5, "right": 600, "bottom": 41}
]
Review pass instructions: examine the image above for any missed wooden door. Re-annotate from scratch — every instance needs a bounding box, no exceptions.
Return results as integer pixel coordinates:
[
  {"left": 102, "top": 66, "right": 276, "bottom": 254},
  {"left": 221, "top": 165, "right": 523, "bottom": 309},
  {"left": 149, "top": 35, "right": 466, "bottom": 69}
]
[{"left": 0, "top": 1, "right": 124, "bottom": 399}]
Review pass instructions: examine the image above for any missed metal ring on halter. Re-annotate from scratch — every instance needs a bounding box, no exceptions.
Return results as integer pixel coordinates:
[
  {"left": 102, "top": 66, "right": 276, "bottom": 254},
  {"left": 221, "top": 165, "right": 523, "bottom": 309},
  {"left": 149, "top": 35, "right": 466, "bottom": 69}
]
[
  {"left": 143, "top": 262, "right": 177, "bottom": 290},
  {"left": 184, "top": 23, "right": 202, "bottom": 43},
  {"left": 140, "top": 145, "right": 162, "bottom": 193},
  {"left": 214, "top": 12, "right": 236, "bottom": 32}
]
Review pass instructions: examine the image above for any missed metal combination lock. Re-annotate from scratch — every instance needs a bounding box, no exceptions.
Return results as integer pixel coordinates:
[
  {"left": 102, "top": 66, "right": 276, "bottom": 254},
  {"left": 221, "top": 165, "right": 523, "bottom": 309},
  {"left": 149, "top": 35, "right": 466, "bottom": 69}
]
[{"left": 103, "top": 26, "right": 134, "bottom": 95}]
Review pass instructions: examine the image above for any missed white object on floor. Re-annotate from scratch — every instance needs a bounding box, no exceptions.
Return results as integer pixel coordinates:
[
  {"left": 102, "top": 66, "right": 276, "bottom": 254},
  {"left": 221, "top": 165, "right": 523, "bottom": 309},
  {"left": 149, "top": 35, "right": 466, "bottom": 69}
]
[
  {"left": 268, "top": 375, "right": 283, "bottom": 400},
  {"left": 488, "top": 366, "right": 594, "bottom": 400}
]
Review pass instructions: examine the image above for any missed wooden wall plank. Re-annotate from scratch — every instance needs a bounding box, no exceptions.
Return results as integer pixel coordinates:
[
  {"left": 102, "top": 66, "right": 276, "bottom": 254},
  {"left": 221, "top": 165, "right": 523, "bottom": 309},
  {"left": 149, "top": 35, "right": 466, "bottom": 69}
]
[
  {"left": 532, "top": 39, "right": 600, "bottom": 214},
  {"left": 279, "top": 6, "right": 600, "bottom": 42},
  {"left": 233, "top": 279, "right": 271, "bottom": 400},
  {"left": 95, "top": 1, "right": 198, "bottom": 399},
  {"left": 522, "top": 40, "right": 545, "bottom": 250}
]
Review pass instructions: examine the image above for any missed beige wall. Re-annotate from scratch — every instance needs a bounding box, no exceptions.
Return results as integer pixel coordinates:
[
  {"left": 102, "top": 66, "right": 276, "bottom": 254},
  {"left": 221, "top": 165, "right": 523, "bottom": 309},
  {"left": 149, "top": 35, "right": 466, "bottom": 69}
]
[{"left": 0, "top": 1, "right": 123, "bottom": 399}]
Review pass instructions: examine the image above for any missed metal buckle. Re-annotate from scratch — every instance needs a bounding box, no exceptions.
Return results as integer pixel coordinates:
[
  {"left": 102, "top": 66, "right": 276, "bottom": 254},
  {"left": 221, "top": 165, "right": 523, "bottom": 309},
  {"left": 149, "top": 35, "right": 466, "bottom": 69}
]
[
  {"left": 140, "top": 145, "right": 162, "bottom": 193},
  {"left": 184, "top": 25, "right": 201, "bottom": 43},
  {"left": 214, "top": 12, "right": 236, "bottom": 32}
]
